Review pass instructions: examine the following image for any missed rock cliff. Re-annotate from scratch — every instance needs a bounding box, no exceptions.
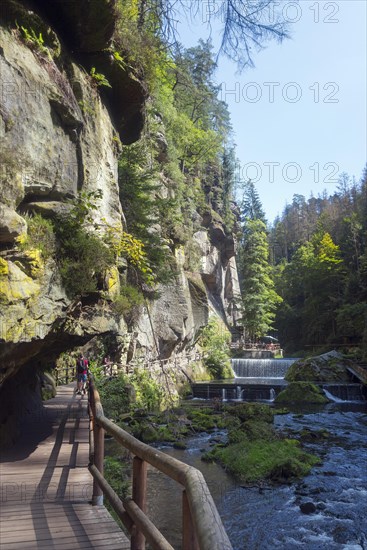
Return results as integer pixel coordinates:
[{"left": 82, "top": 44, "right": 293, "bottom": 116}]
[{"left": 0, "top": 0, "right": 241, "bottom": 444}]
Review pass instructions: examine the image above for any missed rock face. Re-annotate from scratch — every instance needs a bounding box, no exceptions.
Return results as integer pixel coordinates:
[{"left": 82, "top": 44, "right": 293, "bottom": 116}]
[{"left": 0, "top": 1, "right": 241, "bottom": 444}]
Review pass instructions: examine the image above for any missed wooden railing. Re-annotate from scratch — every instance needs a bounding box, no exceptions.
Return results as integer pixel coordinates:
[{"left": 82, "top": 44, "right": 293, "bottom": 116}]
[
  {"left": 54, "top": 364, "right": 76, "bottom": 386},
  {"left": 88, "top": 376, "right": 232, "bottom": 550}
]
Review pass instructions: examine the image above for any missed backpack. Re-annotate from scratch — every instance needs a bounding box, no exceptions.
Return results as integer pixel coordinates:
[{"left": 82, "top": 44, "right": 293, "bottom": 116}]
[{"left": 77, "top": 359, "right": 86, "bottom": 374}]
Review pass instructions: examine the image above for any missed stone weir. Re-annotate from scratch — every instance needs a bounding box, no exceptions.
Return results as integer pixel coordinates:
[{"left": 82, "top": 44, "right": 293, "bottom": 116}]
[
  {"left": 192, "top": 358, "right": 295, "bottom": 401},
  {"left": 192, "top": 357, "right": 367, "bottom": 403}
]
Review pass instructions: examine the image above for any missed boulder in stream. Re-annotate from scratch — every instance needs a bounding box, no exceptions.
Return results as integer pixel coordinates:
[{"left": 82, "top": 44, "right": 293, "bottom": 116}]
[
  {"left": 285, "top": 351, "right": 351, "bottom": 382},
  {"left": 275, "top": 382, "right": 329, "bottom": 404}
]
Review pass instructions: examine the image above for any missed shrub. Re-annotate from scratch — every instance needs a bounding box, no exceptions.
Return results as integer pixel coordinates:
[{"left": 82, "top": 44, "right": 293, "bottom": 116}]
[
  {"left": 130, "top": 369, "right": 164, "bottom": 411},
  {"left": 112, "top": 284, "right": 144, "bottom": 326},
  {"left": 19, "top": 213, "right": 56, "bottom": 259},
  {"left": 97, "top": 373, "right": 131, "bottom": 422},
  {"left": 200, "top": 318, "right": 233, "bottom": 379},
  {"left": 56, "top": 217, "right": 114, "bottom": 297}
]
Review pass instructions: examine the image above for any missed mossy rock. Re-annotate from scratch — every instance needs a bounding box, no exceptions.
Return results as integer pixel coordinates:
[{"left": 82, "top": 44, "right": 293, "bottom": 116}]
[
  {"left": 224, "top": 403, "right": 273, "bottom": 423},
  {"left": 173, "top": 441, "right": 187, "bottom": 450},
  {"left": 275, "top": 382, "right": 329, "bottom": 404},
  {"left": 140, "top": 424, "right": 159, "bottom": 443},
  {"left": 211, "top": 438, "right": 320, "bottom": 483},
  {"left": 40, "top": 371, "right": 56, "bottom": 400},
  {"left": 285, "top": 351, "right": 351, "bottom": 383}
]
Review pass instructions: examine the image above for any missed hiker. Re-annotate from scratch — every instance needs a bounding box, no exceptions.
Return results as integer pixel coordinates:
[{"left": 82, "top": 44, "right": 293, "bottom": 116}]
[
  {"left": 103, "top": 355, "right": 113, "bottom": 376},
  {"left": 76, "top": 354, "right": 89, "bottom": 395}
]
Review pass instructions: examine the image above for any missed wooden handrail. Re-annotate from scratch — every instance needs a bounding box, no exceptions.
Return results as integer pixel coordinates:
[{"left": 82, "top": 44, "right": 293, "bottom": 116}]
[
  {"left": 54, "top": 365, "right": 76, "bottom": 386},
  {"left": 88, "top": 376, "right": 232, "bottom": 550}
]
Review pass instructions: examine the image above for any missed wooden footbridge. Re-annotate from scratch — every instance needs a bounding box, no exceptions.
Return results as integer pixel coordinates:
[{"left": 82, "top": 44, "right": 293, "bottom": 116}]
[{"left": 0, "top": 381, "right": 232, "bottom": 550}]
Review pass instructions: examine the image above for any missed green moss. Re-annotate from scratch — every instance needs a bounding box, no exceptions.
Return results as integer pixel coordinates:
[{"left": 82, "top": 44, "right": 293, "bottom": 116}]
[
  {"left": 275, "top": 382, "right": 329, "bottom": 404},
  {"left": 285, "top": 354, "right": 351, "bottom": 383},
  {"left": 209, "top": 439, "right": 320, "bottom": 483},
  {"left": 0, "top": 258, "right": 9, "bottom": 276},
  {"left": 224, "top": 402, "right": 274, "bottom": 423},
  {"left": 173, "top": 441, "right": 187, "bottom": 450},
  {"left": 41, "top": 388, "right": 55, "bottom": 401}
]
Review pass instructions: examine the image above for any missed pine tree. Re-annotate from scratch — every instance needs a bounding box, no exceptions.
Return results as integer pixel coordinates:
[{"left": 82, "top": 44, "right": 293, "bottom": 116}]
[
  {"left": 240, "top": 180, "right": 266, "bottom": 223},
  {"left": 239, "top": 219, "right": 282, "bottom": 340}
]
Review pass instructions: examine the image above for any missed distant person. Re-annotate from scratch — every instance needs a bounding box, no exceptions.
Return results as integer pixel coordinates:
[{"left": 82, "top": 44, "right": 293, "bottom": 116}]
[
  {"left": 76, "top": 354, "right": 89, "bottom": 395},
  {"left": 103, "top": 355, "right": 112, "bottom": 376}
]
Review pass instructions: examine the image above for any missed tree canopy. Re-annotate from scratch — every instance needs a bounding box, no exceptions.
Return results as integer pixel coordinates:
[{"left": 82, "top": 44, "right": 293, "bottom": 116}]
[{"left": 271, "top": 168, "right": 367, "bottom": 353}]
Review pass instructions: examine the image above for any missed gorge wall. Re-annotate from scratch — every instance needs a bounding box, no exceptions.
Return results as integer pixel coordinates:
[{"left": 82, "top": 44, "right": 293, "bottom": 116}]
[{"left": 0, "top": 0, "right": 241, "bottom": 444}]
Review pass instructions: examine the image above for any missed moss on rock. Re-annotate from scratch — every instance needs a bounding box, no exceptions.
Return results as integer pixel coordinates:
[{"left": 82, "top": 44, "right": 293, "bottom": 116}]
[
  {"left": 275, "top": 382, "right": 329, "bottom": 404},
  {"left": 285, "top": 351, "right": 351, "bottom": 383},
  {"left": 204, "top": 438, "right": 320, "bottom": 483}
]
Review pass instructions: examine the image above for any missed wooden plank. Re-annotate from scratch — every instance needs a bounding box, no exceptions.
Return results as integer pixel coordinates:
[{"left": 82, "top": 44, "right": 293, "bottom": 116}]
[{"left": 0, "top": 384, "right": 129, "bottom": 549}]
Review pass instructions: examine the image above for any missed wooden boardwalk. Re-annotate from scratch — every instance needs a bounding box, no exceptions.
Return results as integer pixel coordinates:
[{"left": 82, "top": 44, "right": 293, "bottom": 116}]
[{"left": 0, "top": 384, "right": 129, "bottom": 549}]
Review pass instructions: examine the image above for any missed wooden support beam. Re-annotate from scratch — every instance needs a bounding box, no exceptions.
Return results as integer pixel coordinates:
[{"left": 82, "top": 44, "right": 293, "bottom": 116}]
[
  {"left": 182, "top": 490, "right": 199, "bottom": 550},
  {"left": 131, "top": 457, "right": 147, "bottom": 550}
]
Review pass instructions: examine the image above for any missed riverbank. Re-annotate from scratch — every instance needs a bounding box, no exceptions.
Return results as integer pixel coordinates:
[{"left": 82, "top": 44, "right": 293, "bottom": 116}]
[{"left": 146, "top": 402, "right": 367, "bottom": 549}]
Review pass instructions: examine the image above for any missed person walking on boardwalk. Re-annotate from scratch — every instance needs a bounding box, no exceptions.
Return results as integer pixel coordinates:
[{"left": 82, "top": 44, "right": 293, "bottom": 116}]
[{"left": 76, "top": 354, "right": 88, "bottom": 395}]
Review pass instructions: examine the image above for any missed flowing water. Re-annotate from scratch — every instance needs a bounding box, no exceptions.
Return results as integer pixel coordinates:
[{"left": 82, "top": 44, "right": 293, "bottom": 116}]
[
  {"left": 146, "top": 404, "right": 367, "bottom": 549},
  {"left": 232, "top": 358, "right": 297, "bottom": 378},
  {"left": 146, "top": 358, "right": 367, "bottom": 548}
]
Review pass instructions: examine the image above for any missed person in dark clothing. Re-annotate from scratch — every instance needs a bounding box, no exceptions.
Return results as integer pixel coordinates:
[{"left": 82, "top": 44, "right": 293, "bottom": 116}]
[{"left": 76, "top": 354, "right": 89, "bottom": 395}]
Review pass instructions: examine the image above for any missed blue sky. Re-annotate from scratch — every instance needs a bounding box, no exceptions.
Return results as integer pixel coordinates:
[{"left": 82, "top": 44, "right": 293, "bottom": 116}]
[{"left": 177, "top": 0, "right": 367, "bottom": 222}]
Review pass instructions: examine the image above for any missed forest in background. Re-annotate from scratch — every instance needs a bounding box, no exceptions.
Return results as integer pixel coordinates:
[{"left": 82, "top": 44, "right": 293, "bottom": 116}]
[{"left": 268, "top": 170, "right": 367, "bottom": 354}]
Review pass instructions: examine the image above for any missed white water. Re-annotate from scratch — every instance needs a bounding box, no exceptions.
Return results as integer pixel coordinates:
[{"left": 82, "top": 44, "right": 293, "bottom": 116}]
[
  {"left": 323, "top": 388, "right": 346, "bottom": 403},
  {"left": 232, "top": 358, "right": 296, "bottom": 378},
  {"left": 323, "top": 386, "right": 366, "bottom": 403}
]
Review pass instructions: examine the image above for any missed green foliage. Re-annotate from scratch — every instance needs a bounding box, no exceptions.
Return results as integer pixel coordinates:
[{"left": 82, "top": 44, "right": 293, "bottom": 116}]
[
  {"left": 211, "top": 439, "right": 319, "bottom": 483},
  {"left": 240, "top": 179, "right": 266, "bottom": 223},
  {"left": 239, "top": 218, "right": 282, "bottom": 339},
  {"left": 57, "top": 220, "right": 113, "bottom": 297},
  {"left": 97, "top": 373, "right": 131, "bottom": 421},
  {"left": 19, "top": 213, "right": 56, "bottom": 260},
  {"left": 103, "top": 222, "right": 155, "bottom": 285},
  {"left": 18, "top": 25, "right": 52, "bottom": 59},
  {"left": 199, "top": 318, "right": 233, "bottom": 379},
  {"left": 51, "top": 191, "right": 114, "bottom": 297},
  {"left": 104, "top": 456, "right": 129, "bottom": 502},
  {"left": 271, "top": 169, "right": 367, "bottom": 352},
  {"left": 118, "top": 138, "right": 176, "bottom": 282},
  {"left": 112, "top": 284, "right": 144, "bottom": 326},
  {"left": 90, "top": 67, "right": 112, "bottom": 88},
  {"left": 130, "top": 369, "right": 164, "bottom": 411}
]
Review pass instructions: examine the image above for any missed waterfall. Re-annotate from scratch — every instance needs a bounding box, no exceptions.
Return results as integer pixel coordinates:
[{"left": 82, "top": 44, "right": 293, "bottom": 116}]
[
  {"left": 232, "top": 358, "right": 296, "bottom": 378},
  {"left": 269, "top": 388, "right": 276, "bottom": 401},
  {"left": 323, "top": 384, "right": 365, "bottom": 403}
]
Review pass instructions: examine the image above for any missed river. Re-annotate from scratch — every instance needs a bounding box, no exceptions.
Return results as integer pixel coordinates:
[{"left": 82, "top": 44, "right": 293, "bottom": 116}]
[{"left": 146, "top": 402, "right": 367, "bottom": 550}]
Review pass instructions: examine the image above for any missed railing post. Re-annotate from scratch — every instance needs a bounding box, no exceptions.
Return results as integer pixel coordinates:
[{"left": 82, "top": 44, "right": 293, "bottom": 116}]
[
  {"left": 182, "top": 489, "right": 199, "bottom": 550},
  {"left": 131, "top": 456, "right": 147, "bottom": 550},
  {"left": 92, "top": 417, "right": 104, "bottom": 505}
]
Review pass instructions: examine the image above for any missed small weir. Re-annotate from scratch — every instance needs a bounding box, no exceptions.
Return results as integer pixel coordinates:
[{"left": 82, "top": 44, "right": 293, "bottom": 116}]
[
  {"left": 193, "top": 358, "right": 296, "bottom": 401},
  {"left": 231, "top": 358, "right": 295, "bottom": 378},
  {"left": 192, "top": 357, "right": 366, "bottom": 403}
]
